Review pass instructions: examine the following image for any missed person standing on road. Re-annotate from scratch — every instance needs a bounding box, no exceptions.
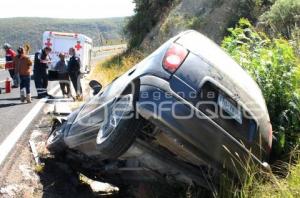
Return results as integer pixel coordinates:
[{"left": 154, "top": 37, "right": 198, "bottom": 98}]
[
  {"left": 68, "top": 48, "right": 82, "bottom": 100},
  {"left": 3, "top": 43, "right": 18, "bottom": 88},
  {"left": 55, "top": 53, "right": 71, "bottom": 98},
  {"left": 13, "top": 47, "right": 33, "bottom": 103},
  {"left": 33, "top": 47, "right": 52, "bottom": 99}
]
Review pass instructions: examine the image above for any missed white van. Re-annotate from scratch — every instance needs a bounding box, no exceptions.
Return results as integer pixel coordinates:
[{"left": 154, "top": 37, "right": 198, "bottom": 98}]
[{"left": 43, "top": 31, "right": 93, "bottom": 73}]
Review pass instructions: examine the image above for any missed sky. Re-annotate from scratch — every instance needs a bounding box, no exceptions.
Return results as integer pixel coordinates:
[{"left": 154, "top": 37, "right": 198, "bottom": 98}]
[{"left": 0, "top": 0, "right": 135, "bottom": 19}]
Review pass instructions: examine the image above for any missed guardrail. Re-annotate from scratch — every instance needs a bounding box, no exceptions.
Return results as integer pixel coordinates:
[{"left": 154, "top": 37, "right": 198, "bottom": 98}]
[{"left": 92, "top": 44, "right": 127, "bottom": 57}]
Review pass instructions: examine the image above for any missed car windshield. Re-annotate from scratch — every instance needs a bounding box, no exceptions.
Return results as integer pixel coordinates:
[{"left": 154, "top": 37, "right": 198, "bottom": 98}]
[{"left": 75, "top": 83, "right": 113, "bottom": 120}]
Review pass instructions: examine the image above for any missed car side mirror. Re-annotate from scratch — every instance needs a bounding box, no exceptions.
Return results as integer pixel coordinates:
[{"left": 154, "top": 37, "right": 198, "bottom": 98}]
[{"left": 89, "top": 80, "right": 102, "bottom": 95}]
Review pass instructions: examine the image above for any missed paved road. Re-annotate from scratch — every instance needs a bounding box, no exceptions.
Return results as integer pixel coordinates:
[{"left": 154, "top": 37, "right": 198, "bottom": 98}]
[
  {"left": 0, "top": 71, "right": 58, "bottom": 145},
  {"left": 0, "top": 50, "right": 118, "bottom": 145}
]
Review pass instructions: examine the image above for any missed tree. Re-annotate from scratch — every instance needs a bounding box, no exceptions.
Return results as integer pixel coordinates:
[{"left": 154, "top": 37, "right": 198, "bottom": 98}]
[{"left": 125, "top": 0, "right": 175, "bottom": 49}]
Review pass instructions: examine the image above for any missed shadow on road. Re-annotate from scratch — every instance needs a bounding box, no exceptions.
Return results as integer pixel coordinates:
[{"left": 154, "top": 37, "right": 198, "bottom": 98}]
[
  {"left": 0, "top": 103, "right": 24, "bottom": 108},
  {"left": 0, "top": 97, "right": 21, "bottom": 101},
  {"left": 0, "top": 96, "right": 40, "bottom": 108},
  {"left": 0, "top": 96, "right": 39, "bottom": 101}
]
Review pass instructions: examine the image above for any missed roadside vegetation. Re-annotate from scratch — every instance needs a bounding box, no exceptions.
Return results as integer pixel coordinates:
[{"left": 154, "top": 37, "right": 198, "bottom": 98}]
[
  {"left": 91, "top": 50, "right": 145, "bottom": 86},
  {"left": 217, "top": 148, "right": 300, "bottom": 198},
  {"left": 92, "top": 0, "right": 300, "bottom": 197},
  {"left": 221, "top": 18, "right": 300, "bottom": 197},
  {"left": 222, "top": 18, "right": 300, "bottom": 157},
  {"left": 124, "top": 0, "right": 177, "bottom": 49}
]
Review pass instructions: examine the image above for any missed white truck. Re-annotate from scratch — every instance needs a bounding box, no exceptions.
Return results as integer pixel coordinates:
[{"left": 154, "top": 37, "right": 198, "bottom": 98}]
[{"left": 43, "top": 31, "right": 93, "bottom": 74}]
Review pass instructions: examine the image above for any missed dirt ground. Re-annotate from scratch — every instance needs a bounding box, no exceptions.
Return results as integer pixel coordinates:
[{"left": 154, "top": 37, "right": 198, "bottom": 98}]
[{"left": 0, "top": 96, "right": 125, "bottom": 198}]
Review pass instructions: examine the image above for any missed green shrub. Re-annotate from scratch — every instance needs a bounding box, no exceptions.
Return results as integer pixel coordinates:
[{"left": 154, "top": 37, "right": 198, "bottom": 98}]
[
  {"left": 237, "top": 0, "right": 275, "bottom": 21},
  {"left": 260, "top": 0, "right": 300, "bottom": 38},
  {"left": 222, "top": 18, "right": 300, "bottom": 156},
  {"left": 124, "top": 0, "right": 176, "bottom": 49},
  {"left": 291, "top": 26, "right": 300, "bottom": 56}
]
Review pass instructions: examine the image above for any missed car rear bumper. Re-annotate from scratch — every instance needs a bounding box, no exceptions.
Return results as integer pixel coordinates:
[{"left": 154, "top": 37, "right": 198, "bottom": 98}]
[{"left": 136, "top": 75, "right": 269, "bottom": 174}]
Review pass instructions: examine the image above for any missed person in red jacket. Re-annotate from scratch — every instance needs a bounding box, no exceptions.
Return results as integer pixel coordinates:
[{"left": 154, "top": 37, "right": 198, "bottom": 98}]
[{"left": 3, "top": 43, "right": 18, "bottom": 88}]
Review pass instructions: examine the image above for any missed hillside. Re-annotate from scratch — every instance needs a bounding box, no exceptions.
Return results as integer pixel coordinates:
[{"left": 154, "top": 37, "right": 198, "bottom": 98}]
[
  {"left": 125, "top": 0, "right": 277, "bottom": 51},
  {"left": 141, "top": 0, "right": 246, "bottom": 48},
  {"left": 0, "top": 17, "right": 126, "bottom": 54}
]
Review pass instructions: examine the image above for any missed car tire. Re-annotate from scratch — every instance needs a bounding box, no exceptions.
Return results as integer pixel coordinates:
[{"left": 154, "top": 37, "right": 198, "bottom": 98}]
[
  {"left": 96, "top": 94, "right": 142, "bottom": 159},
  {"left": 47, "top": 120, "right": 66, "bottom": 154}
]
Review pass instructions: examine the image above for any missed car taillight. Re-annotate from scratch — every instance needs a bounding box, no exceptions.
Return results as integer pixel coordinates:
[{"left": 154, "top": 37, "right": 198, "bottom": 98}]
[
  {"left": 163, "top": 43, "right": 188, "bottom": 73},
  {"left": 268, "top": 123, "right": 273, "bottom": 149}
]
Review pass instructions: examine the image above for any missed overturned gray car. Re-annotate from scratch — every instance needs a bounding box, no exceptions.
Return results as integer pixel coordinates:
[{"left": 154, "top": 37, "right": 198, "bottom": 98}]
[{"left": 47, "top": 30, "right": 272, "bottom": 188}]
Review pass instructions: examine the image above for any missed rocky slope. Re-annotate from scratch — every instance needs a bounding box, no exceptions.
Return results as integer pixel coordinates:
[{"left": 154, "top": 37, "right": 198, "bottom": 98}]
[{"left": 141, "top": 0, "right": 250, "bottom": 50}]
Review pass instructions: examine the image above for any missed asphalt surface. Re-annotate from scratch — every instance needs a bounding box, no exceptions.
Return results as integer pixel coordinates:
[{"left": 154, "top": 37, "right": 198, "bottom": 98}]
[
  {"left": 0, "top": 71, "right": 58, "bottom": 145},
  {"left": 0, "top": 50, "right": 118, "bottom": 145}
]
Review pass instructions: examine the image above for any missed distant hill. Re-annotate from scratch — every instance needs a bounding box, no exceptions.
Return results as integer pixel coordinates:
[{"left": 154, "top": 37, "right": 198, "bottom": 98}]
[{"left": 0, "top": 17, "right": 126, "bottom": 54}]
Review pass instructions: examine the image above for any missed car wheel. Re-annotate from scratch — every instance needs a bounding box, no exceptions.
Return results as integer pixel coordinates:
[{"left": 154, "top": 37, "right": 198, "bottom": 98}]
[
  {"left": 47, "top": 120, "right": 66, "bottom": 154},
  {"left": 96, "top": 94, "right": 142, "bottom": 159}
]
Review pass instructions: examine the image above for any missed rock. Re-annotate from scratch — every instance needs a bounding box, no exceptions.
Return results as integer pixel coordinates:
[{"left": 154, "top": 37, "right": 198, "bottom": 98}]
[
  {"left": 53, "top": 102, "right": 72, "bottom": 115},
  {"left": 30, "top": 130, "right": 43, "bottom": 140},
  {"left": 0, "top": 184, "right": 23, "bottom": 197},
  {"left": 90, "top": 181, "right": 119, "bottom": 193},
  {"left": 19, "top": 164, "right": 39, "bottom": 182},
  {"left": 79, "top": 174, "right": 119, "bottom": 193}
]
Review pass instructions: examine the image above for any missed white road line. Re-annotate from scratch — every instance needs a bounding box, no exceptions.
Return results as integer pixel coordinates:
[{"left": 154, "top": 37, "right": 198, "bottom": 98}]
[{"left": 0, "top": 85, "right": 60, "bottom": 166}]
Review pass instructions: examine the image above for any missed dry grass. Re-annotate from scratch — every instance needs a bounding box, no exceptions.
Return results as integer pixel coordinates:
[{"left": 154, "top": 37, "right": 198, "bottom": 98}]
[
  {"left": 34, "top": 164, "right": 45, "bottom": 173},
  {"left": 238, "top": 164, "right": 300, "bottom": 198},
  {"left": 182, "top": 147, "right": 300, "bottom": 198},
  {"left": 220, "top": 149, "right": 300, "bottom": 198},
  {"left": 90, "top": 51, "right": 145, "bottom": 87},
  {"left": 249, "top": 150, "right": 300, "bottom": 198}
]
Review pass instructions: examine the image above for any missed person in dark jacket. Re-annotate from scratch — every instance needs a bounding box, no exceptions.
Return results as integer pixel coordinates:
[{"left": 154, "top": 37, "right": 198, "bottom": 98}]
[
  {"left": 3, "top": 43, "right": 18, "bottom": 88},
  {"left": 55, "top": 53, "right": 71, "bottom": 98},
  {"left": 68, "top": 48, "right": 82, "bottom": 100},
  {"left": 34, "top": 47, "right": 52, "bottom": 98},
  {"left": 13, "top": 47, "right": 33, "bottom": 103}
]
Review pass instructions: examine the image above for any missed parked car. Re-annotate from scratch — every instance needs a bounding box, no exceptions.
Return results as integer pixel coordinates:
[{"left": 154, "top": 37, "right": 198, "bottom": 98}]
[{"left": 47, "top": 30, "right": 272, "bottom": 187}]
